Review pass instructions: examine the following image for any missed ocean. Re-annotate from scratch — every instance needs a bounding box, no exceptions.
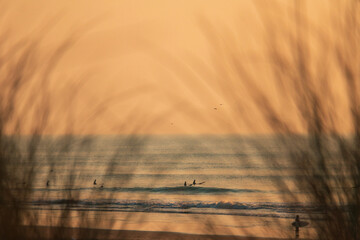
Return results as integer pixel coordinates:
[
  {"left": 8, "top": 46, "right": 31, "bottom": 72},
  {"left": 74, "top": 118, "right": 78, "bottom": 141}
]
[{"left": 17, "top": 135, "right": 317, "bottom": 238}]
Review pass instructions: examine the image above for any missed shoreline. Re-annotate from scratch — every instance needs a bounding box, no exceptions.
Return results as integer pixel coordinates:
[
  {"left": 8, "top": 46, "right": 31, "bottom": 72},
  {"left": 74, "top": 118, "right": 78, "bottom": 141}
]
[{"left": 22, "top": 226, "right": 294, "bottom": 240}]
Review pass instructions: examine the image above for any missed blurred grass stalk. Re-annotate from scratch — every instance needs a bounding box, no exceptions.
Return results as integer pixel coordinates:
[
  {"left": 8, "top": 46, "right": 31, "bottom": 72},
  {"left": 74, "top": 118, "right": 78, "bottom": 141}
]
[
  {"left": 0, "top": 25, "right": 69, "bottom": 239},
  {"left": 0, "top": 20, "right": 150, "bottom": 239},
  {"left": 1, "top": 0, "right": 360, "bottom": 239},
  {"left": 260, "top": 2, "right": 360, "bottom": 239},
  {"left": 199, "top": 0, "right": 360, "bottom": 239}
]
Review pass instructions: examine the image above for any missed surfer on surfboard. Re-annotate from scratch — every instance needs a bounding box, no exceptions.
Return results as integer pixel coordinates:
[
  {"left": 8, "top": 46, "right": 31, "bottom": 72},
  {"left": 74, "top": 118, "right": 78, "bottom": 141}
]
[
  {"left": 184, "top": 180, "right": 205, "bottom": 187},
  {"left": 292, "top": 215, "right": 309, "bottom": 238}
]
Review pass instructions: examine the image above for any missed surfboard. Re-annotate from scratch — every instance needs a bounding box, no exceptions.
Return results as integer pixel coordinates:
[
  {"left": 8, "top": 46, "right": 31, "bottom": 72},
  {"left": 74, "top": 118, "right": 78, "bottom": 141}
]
[
  {"left": 188, "top": 182, "right": 205, "bottom": 186},
  {"left": 292, "top": 221, "right": 309, "bottom": 227}
]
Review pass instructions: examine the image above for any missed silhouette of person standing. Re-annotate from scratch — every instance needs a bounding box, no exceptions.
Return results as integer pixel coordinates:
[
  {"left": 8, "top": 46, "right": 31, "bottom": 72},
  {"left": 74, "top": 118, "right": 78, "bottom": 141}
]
[
  {"left": 295, "top": 215, "right": 300, "bottom": 238},
  {"left": 184, "top": 181, "right": 187, "bottom": 187},
  {"left": 291, "top": 214, "right": 308, "bottom": 239},
  {"left": 193, "top": 180, "right": 196, "bottom": 185}
]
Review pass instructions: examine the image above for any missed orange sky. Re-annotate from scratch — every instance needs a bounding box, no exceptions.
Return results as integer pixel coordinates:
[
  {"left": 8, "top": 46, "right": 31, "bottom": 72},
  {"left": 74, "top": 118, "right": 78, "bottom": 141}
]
[{"left": 2, "top": 0, "right": 353, "bottom": 135}]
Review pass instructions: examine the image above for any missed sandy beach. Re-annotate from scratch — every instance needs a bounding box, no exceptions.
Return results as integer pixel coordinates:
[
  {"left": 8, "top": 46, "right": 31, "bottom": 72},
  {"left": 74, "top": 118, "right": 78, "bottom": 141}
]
[{"left": 22, "top": 226, "right": 294, "bottom": 240}]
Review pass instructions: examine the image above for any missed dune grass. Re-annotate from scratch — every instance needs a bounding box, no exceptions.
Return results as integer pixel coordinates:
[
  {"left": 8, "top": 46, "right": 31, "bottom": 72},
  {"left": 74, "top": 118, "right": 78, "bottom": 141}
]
[
  {"left": 1, "top": 1, "right": 359, "bottom": 239},
  {"left": 196, "top": 0, "right": 360, "bottom": 239}
]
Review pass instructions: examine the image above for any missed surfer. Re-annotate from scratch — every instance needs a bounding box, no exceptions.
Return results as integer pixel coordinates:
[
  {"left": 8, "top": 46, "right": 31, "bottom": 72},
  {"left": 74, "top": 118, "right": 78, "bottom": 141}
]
[
  {"left": 184, "top": 181, "right": 187, "bottom": 187},
  {"left": 294, "top": 215, "right": 300, "bottom": 238},
  {"left": 93, "top": 179, "right": 97, "bottom": 185},
  {"left": 193, "top": 180, "right": 196, "bottom": 185},
  {"left": 46, "top": 180, "right": 49, "bottom": 187},
  {"left": 292, "top": 215, "right": 308, "bottom": 238}
]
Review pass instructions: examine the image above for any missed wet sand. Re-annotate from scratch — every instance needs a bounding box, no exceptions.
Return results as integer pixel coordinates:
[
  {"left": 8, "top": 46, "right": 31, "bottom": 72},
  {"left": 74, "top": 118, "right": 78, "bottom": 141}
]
[{"left": 22, "top": 226, "right": 293, "bottom": 240}]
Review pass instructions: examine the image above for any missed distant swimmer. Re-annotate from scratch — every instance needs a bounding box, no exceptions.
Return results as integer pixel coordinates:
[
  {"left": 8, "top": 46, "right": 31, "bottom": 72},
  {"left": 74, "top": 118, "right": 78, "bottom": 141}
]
[
  {"left": 193, "top": 180, "right": 196, "bottom": 185},
  {"left": 93, "top": 179, "right": 97, "bottom": 185},
  {"left": 184, "top": 181, "right": 187, "bottom": 187},
  {"left": 100, "top": 184, "right": 104, "bottom": 188}
]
